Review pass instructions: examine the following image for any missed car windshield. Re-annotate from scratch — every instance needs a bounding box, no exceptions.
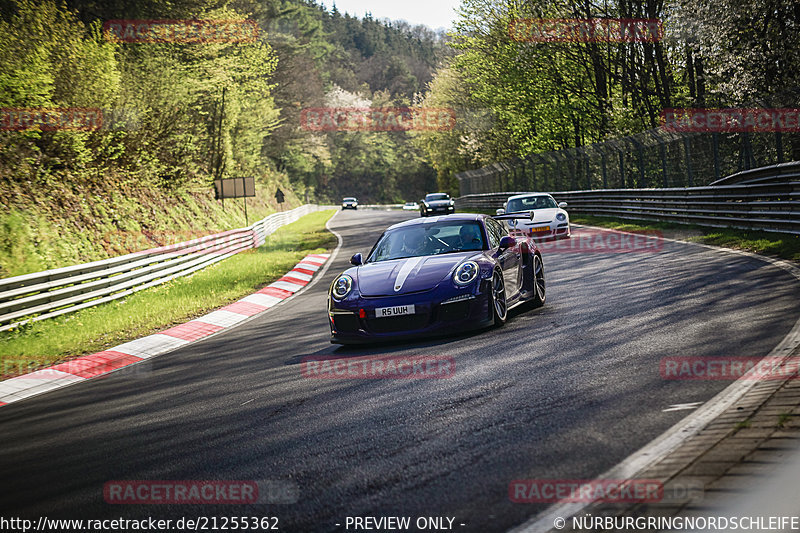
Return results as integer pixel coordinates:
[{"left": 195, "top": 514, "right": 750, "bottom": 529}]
[
  {"left": 425, "top": 193, "right": 449, "bottom": 201},
  {"left": 343, "top": 197, "right": 356, "bottom": 201},
  {"left": 506, "top": 195, "right": 557, "bottom": 212},
  {"left": 368, "top": 221, "right": 485, "bottom": 262}
]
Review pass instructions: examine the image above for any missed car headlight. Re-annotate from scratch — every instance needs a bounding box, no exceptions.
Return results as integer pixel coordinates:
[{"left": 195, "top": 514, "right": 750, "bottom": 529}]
[
  {"left": 453, "top": 261, "right": 479, "bottom": 286},
  {"left": 449, "top": 200, "right": 454, "bottom": 205},
  {"left": 556, "top": 212, "right": 566, "bottom": 221},
  {"left": 332, "top": 274, "right": 353, "bottom": 299}
]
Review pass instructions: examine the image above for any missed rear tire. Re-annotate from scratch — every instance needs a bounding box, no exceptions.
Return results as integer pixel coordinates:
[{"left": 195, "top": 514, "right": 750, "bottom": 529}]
[{"left": 491, "top": 269, "right": 507, "bottom": 326}]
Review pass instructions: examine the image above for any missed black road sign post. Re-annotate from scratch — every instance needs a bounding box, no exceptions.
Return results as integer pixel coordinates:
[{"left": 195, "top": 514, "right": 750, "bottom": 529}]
[{"left": 214, "top": 177, "right": 256, "bottom": 224}]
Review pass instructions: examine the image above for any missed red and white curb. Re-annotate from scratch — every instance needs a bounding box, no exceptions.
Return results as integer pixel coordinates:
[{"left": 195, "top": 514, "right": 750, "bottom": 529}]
[{"left": 0, "top": 253, "right": 331, "bottom": 407}]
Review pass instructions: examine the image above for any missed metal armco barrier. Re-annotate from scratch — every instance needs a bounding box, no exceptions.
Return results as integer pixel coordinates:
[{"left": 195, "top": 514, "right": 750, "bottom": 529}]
[
  {"left": 0, "top": 204, "right": 324, "bottom": 332},
  {"left": 455, "top": 173, "right": 800, "bottom": 236}
]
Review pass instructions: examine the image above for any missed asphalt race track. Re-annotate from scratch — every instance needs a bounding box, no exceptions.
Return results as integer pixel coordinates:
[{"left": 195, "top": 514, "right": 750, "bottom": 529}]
[{"left": 2, "top": 209, "right": 799, "bottom": 532}]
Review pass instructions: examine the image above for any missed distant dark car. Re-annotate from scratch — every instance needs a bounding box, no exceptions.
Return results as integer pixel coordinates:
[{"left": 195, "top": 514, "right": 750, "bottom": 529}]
[
  {"left": 342, "top": 197, "right": 358, "bottom": 210},
  {"left": 328, "top": 213, "right": 546, "bottom": 344},
  {"left": 420, "top": 193, "right": 454, "bottom": 217}
]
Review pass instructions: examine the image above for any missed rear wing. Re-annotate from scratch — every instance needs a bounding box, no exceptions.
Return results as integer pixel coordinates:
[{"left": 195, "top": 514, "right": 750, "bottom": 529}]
[{"left": 491, "top": 210, "right": 535, "bottom": 222}]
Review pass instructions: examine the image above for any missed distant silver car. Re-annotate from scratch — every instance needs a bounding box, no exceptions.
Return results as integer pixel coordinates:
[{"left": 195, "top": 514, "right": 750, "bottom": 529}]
[
  {"left": 342, "top": 197, "right": 358, "bottom": 210},
  {"left": 402, "top": 202, "right": 419, "bottom": 211},
  {"left": 496, "top": 193, "right": 570, "bottom": 240}
]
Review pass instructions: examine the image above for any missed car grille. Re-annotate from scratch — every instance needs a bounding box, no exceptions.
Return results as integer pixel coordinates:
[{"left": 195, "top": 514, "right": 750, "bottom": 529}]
[
  {"left": 438, "top": 301, "right": 470, "bottom": 321},
  {"left": 333, "top": 314, "right": 360, "bottom": 332},
  {"left": 367, "top": 314, "right": 429, "bottom": 333}
]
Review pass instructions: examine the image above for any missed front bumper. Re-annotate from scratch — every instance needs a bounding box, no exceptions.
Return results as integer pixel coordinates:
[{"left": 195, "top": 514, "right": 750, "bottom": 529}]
[
  {"left": 329, "top": 284, "right": 493, "bottom": 344},
  {"left": 423, "top": 205, "right": 455, "bottom": 215},
  {"left": 511, "top": 223, "right": 570, "bottom": 241}
]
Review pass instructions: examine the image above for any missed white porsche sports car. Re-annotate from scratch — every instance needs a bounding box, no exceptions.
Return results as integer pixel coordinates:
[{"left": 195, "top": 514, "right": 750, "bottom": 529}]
[{"left": 496, "top": 193, "right": 570, "bottom": 240}]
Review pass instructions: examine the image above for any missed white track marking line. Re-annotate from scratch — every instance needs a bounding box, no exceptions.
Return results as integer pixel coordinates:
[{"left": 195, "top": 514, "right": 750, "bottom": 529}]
[
  {"left": 662, "top": 402, "right": 703, "bottom": 412},
  {"left": 269, "top": 280, "right": 306, "bottom": 292},
  {"left": 196, "top": 310, "right": 250, "bottom": 328}
]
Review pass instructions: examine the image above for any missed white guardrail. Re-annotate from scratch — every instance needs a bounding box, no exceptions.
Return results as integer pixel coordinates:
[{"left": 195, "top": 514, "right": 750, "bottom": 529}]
[{"left": 0, "top": 204, "right": 327, "bottom": 333}]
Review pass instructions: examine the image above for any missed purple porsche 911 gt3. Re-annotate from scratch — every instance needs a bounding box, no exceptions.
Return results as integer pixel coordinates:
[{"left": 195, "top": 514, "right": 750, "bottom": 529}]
[{"left": 328, "top": 213, "right": 546, "bottom": 344}]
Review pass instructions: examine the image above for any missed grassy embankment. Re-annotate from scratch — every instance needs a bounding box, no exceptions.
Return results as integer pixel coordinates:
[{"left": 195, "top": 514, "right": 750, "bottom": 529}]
[
  {"left": 0, "top": 174, "right": 302, "bottom": 278},
  {"left": 1, "top": 191, "right": 336, "bottom": 377}
]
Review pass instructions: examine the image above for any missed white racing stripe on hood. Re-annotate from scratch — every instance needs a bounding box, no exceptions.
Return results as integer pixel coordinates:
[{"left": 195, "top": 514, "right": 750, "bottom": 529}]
[{"left": 394, "top": 257, "right": 423, "bottom": 292}]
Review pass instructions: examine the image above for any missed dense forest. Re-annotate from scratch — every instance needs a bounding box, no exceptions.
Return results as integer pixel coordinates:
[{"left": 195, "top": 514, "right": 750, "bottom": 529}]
[
  {"left": 0, "top": 0, "right": 447, "bottom": 204},
  {"left": 414, "top": 0, "right": 800, "bottom": 192},
  {"left": 1, "top": 0, "right": 798, "bottom": 204}
]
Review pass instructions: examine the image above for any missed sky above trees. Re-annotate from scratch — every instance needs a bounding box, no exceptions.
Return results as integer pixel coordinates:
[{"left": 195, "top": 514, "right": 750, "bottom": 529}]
[{"left": 324, "top": 0, "right": 461, "bottom": 30}]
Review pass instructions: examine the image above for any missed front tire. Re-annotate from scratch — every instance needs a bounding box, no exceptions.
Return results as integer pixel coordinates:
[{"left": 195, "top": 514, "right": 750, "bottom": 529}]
[
  {"left": 491, "top": 269, "right": 507, "bottom": 326},
  {"left": 530, "top": 254, "right": 546, "bottom": 308}
]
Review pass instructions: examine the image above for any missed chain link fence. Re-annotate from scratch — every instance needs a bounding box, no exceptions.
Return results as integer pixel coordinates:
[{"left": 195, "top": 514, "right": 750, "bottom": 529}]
[{"left": 456, "top": 127, "right": 800, "bottom": 195}]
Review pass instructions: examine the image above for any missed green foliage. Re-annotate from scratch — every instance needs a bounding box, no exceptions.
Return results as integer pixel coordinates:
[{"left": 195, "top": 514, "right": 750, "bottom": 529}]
[
  {"left": 0, "top": 0, "right": 446, "bottom": 210},
  {"left": 0, "top": 0, "right": 279, "bottom": 189},
  {"left": 416, "top": 0, "right": 798, "bottom": 182},
  {"left": 253, "top": 0, "right": 446, "bottom": 202}
]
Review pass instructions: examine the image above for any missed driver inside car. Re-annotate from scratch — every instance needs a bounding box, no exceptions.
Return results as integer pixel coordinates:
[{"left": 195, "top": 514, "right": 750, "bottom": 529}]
[
  {"left": 457, "top": 224, "right": 483, "bottom": 251},
  {"left": 398, "top": 228, "right": 427, "bottom": 257}
]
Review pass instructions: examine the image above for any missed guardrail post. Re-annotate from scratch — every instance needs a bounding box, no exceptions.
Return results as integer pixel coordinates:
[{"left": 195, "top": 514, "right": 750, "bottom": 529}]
[{"left": 684, "top": 137, "right": 694, "bottom": 187}]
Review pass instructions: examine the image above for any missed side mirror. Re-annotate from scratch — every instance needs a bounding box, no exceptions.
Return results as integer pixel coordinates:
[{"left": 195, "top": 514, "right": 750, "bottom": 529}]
[
  {"left": 350, "top": 253, "right": 363, "bottom": 266},
  {"left": 495, "top": 208, "right": 506, "bottom": 216},
  {"left": 498, "top": 235, "right": 516, "bottom": 251},
  {"left": 558, "top": 201, "right": 568, "bottom": 209}
]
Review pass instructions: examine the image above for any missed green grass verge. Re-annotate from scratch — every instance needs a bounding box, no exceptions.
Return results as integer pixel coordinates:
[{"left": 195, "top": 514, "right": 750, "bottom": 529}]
[
  {"left": 0, "top": 210, "right": 337, "bottom": 378},
  {"left": 571, "top": 214, "right": 800, "bottom": 262}
]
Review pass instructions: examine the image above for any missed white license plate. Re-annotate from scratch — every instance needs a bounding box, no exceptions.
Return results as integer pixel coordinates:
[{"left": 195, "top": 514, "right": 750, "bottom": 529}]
[{"left": 375, "top": 305, "right": 415, "bottom": 318}]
